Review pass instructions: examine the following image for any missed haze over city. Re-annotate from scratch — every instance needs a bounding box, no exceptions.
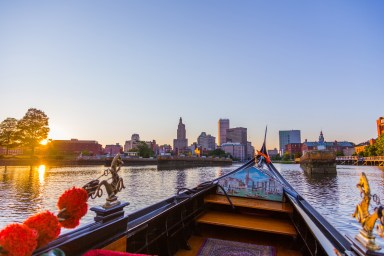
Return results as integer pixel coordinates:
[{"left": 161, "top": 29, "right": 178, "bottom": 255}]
[{"left": 1, "top": 1, "right": 383, "bottom": 149}]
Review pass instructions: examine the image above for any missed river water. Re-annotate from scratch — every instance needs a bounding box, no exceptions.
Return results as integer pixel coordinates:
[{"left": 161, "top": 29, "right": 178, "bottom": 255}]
[{"left": 1, "top": 163, "right": 384, "bottom": 246}]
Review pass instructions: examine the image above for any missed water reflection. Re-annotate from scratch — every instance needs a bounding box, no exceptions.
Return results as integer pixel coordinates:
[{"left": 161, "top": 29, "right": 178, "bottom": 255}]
[
  {"left": 1, "top": 163, "right": 384, "bottom": 248},
  {"left": 38, "top": 165, "right": 46, "bottom": 184},
  {"left": 275, "top": 163, "right": 384, "bottom": 249}
]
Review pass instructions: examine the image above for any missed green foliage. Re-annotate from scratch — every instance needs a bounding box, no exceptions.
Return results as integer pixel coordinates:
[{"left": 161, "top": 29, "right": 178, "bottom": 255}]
[
  {"left": 81, "top": 150, "right": 91, "bottom": 156},
  {"left": 335, "top": 151, "right": 344, "bottom": 156},
  {"left": 363, "top": 144, "right": 377, "bottom": 156},
  {"left": 209, "top": 148, "right": 228, "bottom": 158},
  {"left": 282, "top": 152, "right": 291, "bottom": 161},
  {"left": 17, "top": 108, "right": 49, "bottom": 156},
  {"left": 137, "top": 141, "right": 154, "bottom": 158},
  {"left": 0, "top": 117, "right": 19, "bottom": 154},
  {"left": 270, "top": 154, "right": 281, "bottom": 160},
  {"left": 375, "top": 136, "right": 384, "bottom": 156}
]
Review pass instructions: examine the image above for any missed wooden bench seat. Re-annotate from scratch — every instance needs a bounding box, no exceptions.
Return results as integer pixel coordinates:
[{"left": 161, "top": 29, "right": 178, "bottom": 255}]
[
  {"left": 205, "top": 194, "right": 293, "bottom": 213},
  {"left": 196, "top": 210, "right": 297, "bottom": 237}
]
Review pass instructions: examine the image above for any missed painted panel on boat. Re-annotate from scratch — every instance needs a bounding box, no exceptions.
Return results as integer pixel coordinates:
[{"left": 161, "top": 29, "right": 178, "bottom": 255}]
[{"left": 217, "top": 166, "right": 284, "bottom": 202}]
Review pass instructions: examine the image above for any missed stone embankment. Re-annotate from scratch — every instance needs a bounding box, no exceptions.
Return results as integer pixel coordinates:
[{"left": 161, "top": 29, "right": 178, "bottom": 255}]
[
  {"left": 300, "top": 150, "right": 336, "bottom": 174},
  {"left": 0, "top": 156, "right": 232, "bottom": 168}
]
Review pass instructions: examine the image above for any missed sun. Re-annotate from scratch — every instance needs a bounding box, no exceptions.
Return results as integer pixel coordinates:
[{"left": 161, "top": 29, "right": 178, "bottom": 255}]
[{"left": 40, "top": 139, "right": 49, "bottom": 145}]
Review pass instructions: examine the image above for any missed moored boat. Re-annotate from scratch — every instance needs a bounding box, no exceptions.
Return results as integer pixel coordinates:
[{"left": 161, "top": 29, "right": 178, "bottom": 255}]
[{"left": 2, "top": 138, "right": 384, "bottom": 256}]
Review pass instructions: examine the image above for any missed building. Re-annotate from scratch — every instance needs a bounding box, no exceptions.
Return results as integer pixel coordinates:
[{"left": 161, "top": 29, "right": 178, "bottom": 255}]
[
  {"left": 377, "top": 117, "right": 384, "bottom": 137},
  {"left": 51, "top": 139, "right": 103, "bottom": 155},
  {"left": 226, "top": 127, "right": 247, "bottom": 157},
  {"left": 302, "top": 131, "right": 354, "bottom": 155},
  {"left": 173, "top": 117, "right": 188, "bottom": 155},
  {"left": 221, "top": 142, "right": 245, "bottom": 161},
  {"left": 247, "top": 141, "right": 255, "bottom": 159},
  {"left": 0, "top": 146, "right": 24, "bottom": 155},
  {"left": 285, "top": 143, "right": 302, "bottom": 155},
  {"left": 355, "top": 139, "right": 376, "bottom": 155},
  {"left": 197, "top": 132, "right": 216, "bottom": 151},
  {"left": 124, "top": 134, "right": 140, "bottom": 152},
  {"left": 268, "top": 148, "right": 279, "bottom": 157},
  {"left": 104, "top": 143, "right": 123, "bottom": 156},
  {"left": 218, "top": 119, "right": 230, "bottom": 146},
  {"left": 279, "top": 130, "right": 301, "bottom": 155},
  {"left": 159, "top": 144, "right": 172, "bottom": 155},
  {"left": 145, "top": 140, "right": 159, "bottom": 156}
]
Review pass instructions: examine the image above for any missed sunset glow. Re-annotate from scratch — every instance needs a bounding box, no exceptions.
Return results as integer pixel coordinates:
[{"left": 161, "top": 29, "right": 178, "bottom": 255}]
[{"left": 40, "top": 139, "right": 49, "bottom": 145}]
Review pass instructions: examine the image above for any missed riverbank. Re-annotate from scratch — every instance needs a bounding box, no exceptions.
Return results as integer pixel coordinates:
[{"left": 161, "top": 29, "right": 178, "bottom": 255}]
[{"left": 0, "top": 156, "right": 232, "bottom": 167}]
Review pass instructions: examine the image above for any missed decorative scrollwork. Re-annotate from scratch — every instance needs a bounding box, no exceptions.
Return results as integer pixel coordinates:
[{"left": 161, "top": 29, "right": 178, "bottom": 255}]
[{"left": 82, "top": 154, "right": 126, "bottom": 208}]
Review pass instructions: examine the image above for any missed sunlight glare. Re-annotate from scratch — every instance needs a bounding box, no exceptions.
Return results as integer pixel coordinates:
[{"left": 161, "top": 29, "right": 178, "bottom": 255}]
[
  {"left": 40, "top": 139, "right": 49, "bottom": 145},
  {"left": 38, "top": 165, "right": 46, "bottom": 184}
]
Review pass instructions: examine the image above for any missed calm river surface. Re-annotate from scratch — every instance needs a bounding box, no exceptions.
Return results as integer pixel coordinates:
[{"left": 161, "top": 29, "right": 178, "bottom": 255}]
[{"left": 1, "top": 163, "right": 384, "bottom": 245}]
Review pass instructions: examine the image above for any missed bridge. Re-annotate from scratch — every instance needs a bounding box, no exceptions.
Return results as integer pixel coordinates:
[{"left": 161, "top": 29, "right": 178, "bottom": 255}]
[{"left": 336, "top": 156, "right": 384, "bottom": 166}]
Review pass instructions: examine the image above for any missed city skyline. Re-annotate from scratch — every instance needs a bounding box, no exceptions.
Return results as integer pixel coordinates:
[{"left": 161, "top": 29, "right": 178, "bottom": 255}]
[{"left": 1, "top": 1, "right": 383, "bottom": 149}]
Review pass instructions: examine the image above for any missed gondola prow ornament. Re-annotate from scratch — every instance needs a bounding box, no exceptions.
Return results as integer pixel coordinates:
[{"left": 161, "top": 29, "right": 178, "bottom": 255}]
[
  {"left": 83, "top": 154, "right": 126, "bottom": 208},
  {"left": 351, "top": 172, "right": 384, "bottom": 251}
]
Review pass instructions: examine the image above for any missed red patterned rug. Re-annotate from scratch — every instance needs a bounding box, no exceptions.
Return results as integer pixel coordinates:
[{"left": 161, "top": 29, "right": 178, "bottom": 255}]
[{"left": 197, "top": 238, "right": 276, "bottom": 256}]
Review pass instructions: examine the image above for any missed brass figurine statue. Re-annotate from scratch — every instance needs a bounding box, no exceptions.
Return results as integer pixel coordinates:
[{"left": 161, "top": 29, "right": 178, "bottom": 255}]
[
  {"left": 83, "top": 154, "right": 126, "bottom": 208},
  {"left": 352, "top": 172, "right": 384, "bottom": 251}
]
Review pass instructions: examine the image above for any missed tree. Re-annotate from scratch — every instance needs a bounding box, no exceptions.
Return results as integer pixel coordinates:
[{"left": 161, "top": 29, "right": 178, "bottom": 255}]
[
  {"left": 0, "top": 118, "right": 19, "bottom": 155},
  {"left": 375, "top": 136, "right": 384, "bottom": 156},
  {"left": 17, "top": 108, "right": 49, "bottom": 156},
  {"left": 137, "top": 142, "right": 154, "bottom": 158},
  {"left": 209, "top": 148, "right": 228, "bottom": 158},
  {"left": 363, "top": 144, "right": 377, "bottom": 157}
]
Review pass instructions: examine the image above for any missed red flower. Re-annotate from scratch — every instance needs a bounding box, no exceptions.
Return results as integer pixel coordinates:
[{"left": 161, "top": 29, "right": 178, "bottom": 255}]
[
  {"left": 0, "top": 223, "right": 38, "bottom": 256},
  {"left": 24, "top": 211, "right": 61, "bottom": 248},
  {"left": 57, "top": 187, "right": 88, "bottom": 228}
]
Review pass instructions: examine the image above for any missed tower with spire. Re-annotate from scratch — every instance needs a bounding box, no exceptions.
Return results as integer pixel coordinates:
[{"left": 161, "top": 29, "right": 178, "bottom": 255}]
[
  {"left": 317, "top": 130, "right": 326, "bottom": 150},
  {"left": 173, "top": 117, "right": 188, "bottom": 155}
]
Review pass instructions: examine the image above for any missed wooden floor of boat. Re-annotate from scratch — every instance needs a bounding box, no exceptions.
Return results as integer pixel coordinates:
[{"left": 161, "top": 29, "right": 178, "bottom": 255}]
[
  {"left": 175, "top": 229, "right": 301, "bottom": 256},
  {"left": 204, "top": 194, "right": 293, "bottom": 213},
  {"left": 197, "top": 210, "right": 297, "bottom": 237}
]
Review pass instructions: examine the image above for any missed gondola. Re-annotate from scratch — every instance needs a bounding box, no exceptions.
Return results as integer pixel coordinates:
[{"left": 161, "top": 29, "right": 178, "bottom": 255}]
[{"left": 22, "top": 139, "right": 384, "bottom": 256}]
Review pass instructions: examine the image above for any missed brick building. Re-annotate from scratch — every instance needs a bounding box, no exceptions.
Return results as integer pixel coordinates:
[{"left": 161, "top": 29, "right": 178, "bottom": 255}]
[{"left": 51, "top": 139, "right": 103, "bottom": 155}]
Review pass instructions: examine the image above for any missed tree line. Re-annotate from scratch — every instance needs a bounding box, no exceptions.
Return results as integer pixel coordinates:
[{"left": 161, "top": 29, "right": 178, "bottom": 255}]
[
  {"left": 0, "top": 108, "right": 49, "bottom": 157},
  {"left": 358, "top": 136, "right": 384, "bottom": 157}
]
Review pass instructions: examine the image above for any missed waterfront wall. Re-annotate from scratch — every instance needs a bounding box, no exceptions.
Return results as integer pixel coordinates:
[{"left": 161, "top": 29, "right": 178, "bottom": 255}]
[
  {"left": 300, "top": 150, "right": 336, "bottom": 174},
  {"left": 157, "top": 156, "right": 232, "bottom": 169},
  {"left": 0, "top": 156, "right": 232, "bottom": 167}
]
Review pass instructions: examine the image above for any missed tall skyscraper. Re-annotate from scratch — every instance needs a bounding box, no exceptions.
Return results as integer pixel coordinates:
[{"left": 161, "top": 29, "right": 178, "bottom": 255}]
[
  {"left": 226, "top": 127, "right": 247, "bottom": 157},
  {"left": 279, "top": 130, "right": 301, "bottom": 154},
  {"left": 377, "top": 117, "right": 384, "bottom": 137},
  {"left": 218, "top": 119, "right": 230, "bottom": 146},
  {"left": 173, "top": 117, "right": 188, "bottom": 154}
]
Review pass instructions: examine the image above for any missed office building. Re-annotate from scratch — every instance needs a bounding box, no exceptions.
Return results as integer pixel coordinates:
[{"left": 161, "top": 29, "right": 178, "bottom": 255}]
[
  {"left": 173, "top": 117, "right": 188, "bottom": 154},
  {"left": 226, "top": 127, "right": 247, "bottom": 157},
  {"left": 218, "top": 119, "right": 230, "bottom": 146},
  {"left": 124, "top": 134, "right": 140, "bottom": 152},
  {"left": 279, "top": 130, "right": 301, "bottom": 154},
  {"left": 197, "top": 132, "right": 216, "bottom": 151},
  {"left": 221, "top": 142, "right": 245, "bottom": 161}
]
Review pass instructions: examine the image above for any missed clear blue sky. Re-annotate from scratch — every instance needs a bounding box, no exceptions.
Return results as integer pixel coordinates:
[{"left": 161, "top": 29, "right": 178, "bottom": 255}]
[{"left": 1, "top": 1, "right": 383, "bottom": 149}]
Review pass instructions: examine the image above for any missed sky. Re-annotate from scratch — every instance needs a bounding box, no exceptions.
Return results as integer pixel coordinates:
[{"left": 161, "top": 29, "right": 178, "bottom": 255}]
[{"left": 0, "top": 1, "right": 383, "bottom": 150}]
